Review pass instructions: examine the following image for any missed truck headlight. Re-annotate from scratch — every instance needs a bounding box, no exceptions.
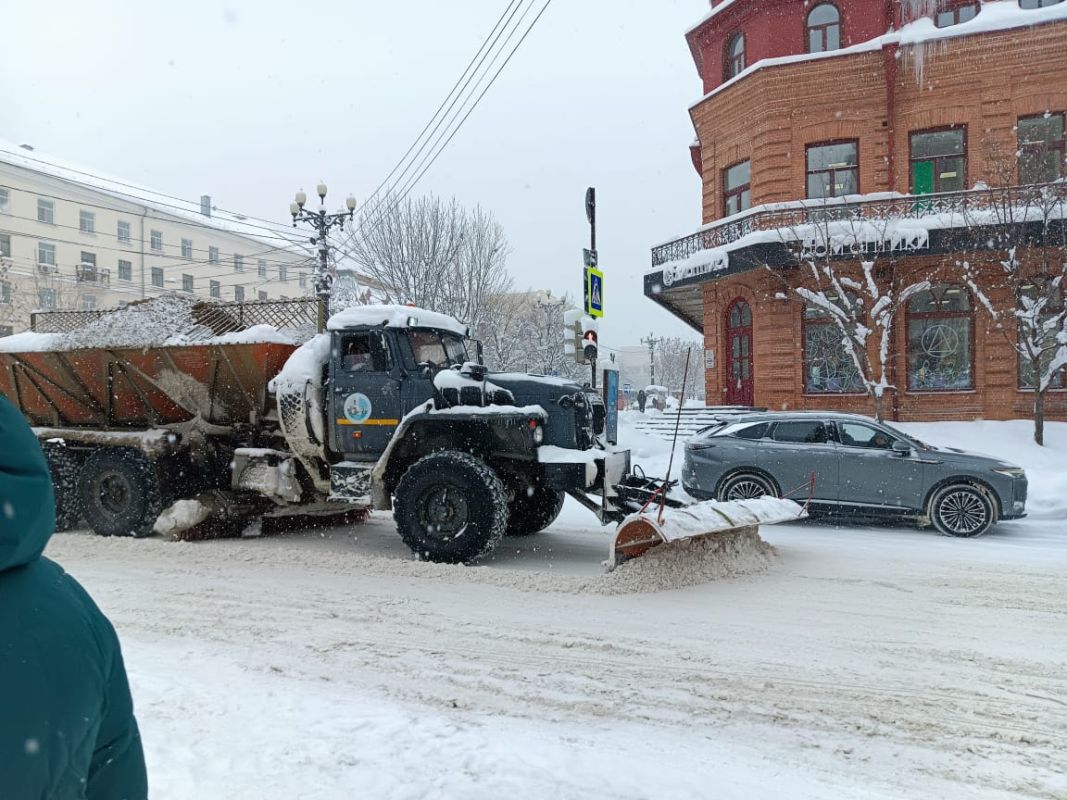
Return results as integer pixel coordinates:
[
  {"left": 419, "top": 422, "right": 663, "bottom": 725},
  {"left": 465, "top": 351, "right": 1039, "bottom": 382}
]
[
  {"left": 992, "top": 467, "right": 1025, "bottom": 478},
  {"left": 532, "top": 424, "right": 544, "bottom": 445}
]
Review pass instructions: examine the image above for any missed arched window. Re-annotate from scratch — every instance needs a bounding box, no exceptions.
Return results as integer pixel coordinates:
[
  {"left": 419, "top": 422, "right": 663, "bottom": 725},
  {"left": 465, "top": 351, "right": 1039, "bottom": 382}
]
[
  {"left": 807, "top": 4, "right": 841, "bottom": 53},
  {"left": 725, "top": 32, "right": 745, "bottom": 80},
  {"left": 725, "top": 298, "right": 754, "bottom": 405},
  {"left": 907, "top": 286, "right": 973, "bottom": 391},
  {"left": 803, "top": 297, "right": 864, "bottom": 394}
]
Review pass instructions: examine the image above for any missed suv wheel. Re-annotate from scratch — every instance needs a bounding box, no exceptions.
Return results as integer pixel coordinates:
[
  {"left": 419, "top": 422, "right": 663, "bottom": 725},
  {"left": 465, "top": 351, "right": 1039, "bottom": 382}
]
[
  {"left": 929, "top": 484, "right": 995, "bottom": 538},
  {"left": 717, "top": 472, "right": 778, "bottom": 502}
]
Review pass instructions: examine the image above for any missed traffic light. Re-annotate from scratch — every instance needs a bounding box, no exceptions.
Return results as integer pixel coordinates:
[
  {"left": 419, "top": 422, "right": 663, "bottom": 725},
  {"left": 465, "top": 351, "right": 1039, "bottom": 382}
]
[
  {"left": 582, "top": 328, "right": 598, "bottom": 364},
  {"left": 563, "top": 308, "right": 585, "bottom": 364}
]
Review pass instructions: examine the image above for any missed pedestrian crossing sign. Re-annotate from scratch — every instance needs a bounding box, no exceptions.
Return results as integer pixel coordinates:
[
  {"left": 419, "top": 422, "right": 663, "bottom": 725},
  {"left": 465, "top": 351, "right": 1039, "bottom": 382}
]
[{"left": 586, "top": 267, "right": 604, "bottom": 318}]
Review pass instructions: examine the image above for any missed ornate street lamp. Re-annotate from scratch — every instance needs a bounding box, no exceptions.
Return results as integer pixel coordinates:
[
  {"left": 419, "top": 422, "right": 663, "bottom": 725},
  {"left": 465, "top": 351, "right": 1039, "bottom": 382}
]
[{"left": 289, "top": 183, "right": 357, "bottom": 332}]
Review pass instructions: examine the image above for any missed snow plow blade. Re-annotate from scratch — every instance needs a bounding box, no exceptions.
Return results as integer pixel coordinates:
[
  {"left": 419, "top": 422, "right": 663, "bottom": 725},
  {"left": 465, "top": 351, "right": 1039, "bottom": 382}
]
[{"left": 608, "top": 497, "right": 806, "bottom": 570}]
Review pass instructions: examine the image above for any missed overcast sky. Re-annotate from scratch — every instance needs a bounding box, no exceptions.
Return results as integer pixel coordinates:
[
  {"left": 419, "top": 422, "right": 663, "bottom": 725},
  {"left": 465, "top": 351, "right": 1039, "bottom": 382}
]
[{"left": 1, "top": 0, "right": 707, "bottom": 347}]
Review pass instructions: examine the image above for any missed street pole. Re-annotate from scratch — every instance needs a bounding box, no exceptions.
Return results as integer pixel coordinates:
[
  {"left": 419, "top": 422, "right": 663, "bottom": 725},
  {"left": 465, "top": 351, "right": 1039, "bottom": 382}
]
[
  {"left": 641, "top": 332, "right": 660, "bottom": 386},
  {"left": 289, "top": 183, "right": 357, "bottom": 333},
  {"left": 585, "top": 187, "right": 597, "bottom": 390}
]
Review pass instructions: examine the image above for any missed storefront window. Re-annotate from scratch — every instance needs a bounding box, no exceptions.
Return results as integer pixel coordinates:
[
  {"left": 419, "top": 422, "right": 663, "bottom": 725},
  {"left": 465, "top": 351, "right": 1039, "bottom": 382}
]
[
  {"left": 803, "top": 300, "right": 865, "bottom": 393},
  {"left": 907, "top": 286, "right": 973, "bottom": 391}
]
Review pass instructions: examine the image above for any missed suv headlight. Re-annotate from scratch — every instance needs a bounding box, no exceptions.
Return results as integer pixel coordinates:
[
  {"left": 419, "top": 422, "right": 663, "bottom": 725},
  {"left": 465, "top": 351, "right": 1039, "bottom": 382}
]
[{"left": 992, "top": 467, "right": 1025, "bottom": 478}]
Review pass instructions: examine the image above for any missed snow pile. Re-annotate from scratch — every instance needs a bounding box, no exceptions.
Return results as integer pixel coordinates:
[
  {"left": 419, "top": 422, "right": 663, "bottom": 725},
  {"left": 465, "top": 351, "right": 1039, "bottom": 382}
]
[
  {"left": 153, "top": 499, "right": 212, "bottom": 537},
  {"left": 327, "top": 304, "right": 468, "bottom": 336},
  {"left": 268, "top": 333, "right": 331, "bottom": 394},
  {"left": 598, "top": 528, "right": 778, "bottom": 595}
]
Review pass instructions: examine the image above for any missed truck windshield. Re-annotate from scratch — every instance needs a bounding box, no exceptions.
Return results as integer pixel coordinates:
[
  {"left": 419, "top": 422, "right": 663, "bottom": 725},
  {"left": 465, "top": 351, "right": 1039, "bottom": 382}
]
[{"left": 407, "top": 330, "right": 470, "bottom": 368}]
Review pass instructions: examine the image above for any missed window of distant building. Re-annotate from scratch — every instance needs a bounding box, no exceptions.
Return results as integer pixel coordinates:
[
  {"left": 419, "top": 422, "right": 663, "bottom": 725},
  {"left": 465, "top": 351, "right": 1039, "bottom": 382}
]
[
  {"left": 803, "top": 298, "right": 865, "bottom": 394},
  {"left": 210, "top": 280, "right": 221, "bottom": 299},
  {"left": 299, "top": 272, "right": 307, "bottom": 289},
  {"left": 37, "top": 198, "right": 54, "bottom": 224},
  {"left": 234, "top": 254, "right": 244, "bottom": 273},
  {"left": 907, "top": 286, "right": 974, "bottom": 391},
  {"left": 37, "top": 242, "right": 56, "bottom": 268},
  {"left": 38, "top": 288, "right": 57, "bottom": 310},
  {"left": 258, "top": 290, "right": 268, "bottom": 301},
  {"left": 209, "top": 246, "right": 219, "bottom": 264},
  {"left": 910, "top": 128, "right": 966, "bottom": 194},
  {"left": 723, "top": 160, "right": 752, "bottom": 217},
  {"left": 1018, "top": 113, "right": 1065, "bottom": 184},
  {"left": 80, "top": 251, "right": 96, "bottom": 268},
  {"left": 258, "top": 259, "right": 267, "bottom": 278},
  {"left": 0, "top": 233, "right": 9, "bottom": 258},
  {"left": 1018, "top": 281, "right": 1066, "bottom": 390},
  {"left": 181, "top": 238, "right": 193, "bottom": 259},
  {"left": 234, "top": 285, "right": 245, "bottom": 302},
  {"left": 81, "top": 295, "right": 96, "bottom": 311},
  {"left": 935, "top": 0, "right": 979, "bottom": 27},
  {"left": 0, "top": 281, "right": 10, "bottom": 304},
  {"left": 151, "top": 267, "right": 164, "bottom": 288},
  {"left": 118, "top": 259, "right": 132, "bottom": 281},
  {"left": 806, "top": 141, "right": 859, "bottom": 199},
  {"left": 1019, "top": 0, "right": 1063, "bottom": 8},
  {"left": 807, "top": 4, "right": 841, "bottom": 53},
  {"left": 182, "top": 274, "right": 194, "bottom": 293},
  {"left": 0, "top": 188, "right": 10, "bottom": 213},
  {"left": 117, "top": 220, "right": 131, "bottom": 243},
  {"left": 725, "top": 32, "right": 745, "bottom": 80},
  {"left": 150, "top": 230, "right": 163, "bottom": 251},
  {"left": 279, "top": 265, "right": 288, "bottom": 282},
  {"left": 79, "top": 210, "right": 95, "bottom": 234}
]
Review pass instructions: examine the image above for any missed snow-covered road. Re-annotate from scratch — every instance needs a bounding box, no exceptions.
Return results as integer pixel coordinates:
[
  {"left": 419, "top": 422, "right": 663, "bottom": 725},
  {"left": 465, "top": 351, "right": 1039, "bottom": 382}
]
[{"left": 44, "top": 419, "right": 1067, "bottom": 799}]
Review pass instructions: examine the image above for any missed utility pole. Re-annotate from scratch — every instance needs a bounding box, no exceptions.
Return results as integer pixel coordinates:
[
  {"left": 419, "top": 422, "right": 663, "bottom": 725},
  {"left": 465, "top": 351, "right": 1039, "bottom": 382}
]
[
  {"left": 289, "top": 183, "right": 357, "bottom": 332},
  {"left": 583, "top": 187, "right": 599, "bottom": 389},
  {"left": 640, "top": 332, "right": 661, "bottom": 386}
]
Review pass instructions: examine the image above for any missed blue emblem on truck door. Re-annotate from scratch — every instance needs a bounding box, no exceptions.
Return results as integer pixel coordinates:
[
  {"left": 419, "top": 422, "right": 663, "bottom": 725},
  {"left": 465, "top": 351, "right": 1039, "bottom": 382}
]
[{"left": 343, "top": 393, "right": 373, "bottom": 423}]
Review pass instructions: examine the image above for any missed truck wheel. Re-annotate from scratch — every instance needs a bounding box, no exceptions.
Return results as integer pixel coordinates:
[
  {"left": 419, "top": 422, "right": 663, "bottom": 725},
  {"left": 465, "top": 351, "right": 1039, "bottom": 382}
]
[
  {"left": 507, "top": 485, "right": 565, "bottom": 536},
  {"left": 394, "top": 450, "right": 508, "bottom": 564},
  {"left": 78, "top": 448, "right": 163, "bottom": 538},
  {"left": 43, "top": 444, "right": 82, "bottom": 532},
  {"left": 929, "top": 483, "right": 995, "bottom": 538}
]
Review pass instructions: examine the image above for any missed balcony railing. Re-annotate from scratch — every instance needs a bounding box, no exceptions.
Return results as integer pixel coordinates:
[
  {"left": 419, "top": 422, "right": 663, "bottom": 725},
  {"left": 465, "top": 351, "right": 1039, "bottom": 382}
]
[
  {"left": 651, "top": 183, "right": 1067, "bottom": 268},
  {"left": 76, "top": 265, "right": 111, "bottom": 286}
]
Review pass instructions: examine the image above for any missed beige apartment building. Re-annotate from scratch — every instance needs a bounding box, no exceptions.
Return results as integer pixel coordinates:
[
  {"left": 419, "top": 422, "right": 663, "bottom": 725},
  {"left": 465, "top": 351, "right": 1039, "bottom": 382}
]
[{"left": 0, "top": 140, "right": 314, "bottom": 336}]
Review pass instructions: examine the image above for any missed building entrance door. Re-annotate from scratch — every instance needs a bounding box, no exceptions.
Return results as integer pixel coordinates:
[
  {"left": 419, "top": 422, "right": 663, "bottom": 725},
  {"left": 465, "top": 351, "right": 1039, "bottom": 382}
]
[{"left": 725, "top": 298, "right": 754, "bottom": 406}]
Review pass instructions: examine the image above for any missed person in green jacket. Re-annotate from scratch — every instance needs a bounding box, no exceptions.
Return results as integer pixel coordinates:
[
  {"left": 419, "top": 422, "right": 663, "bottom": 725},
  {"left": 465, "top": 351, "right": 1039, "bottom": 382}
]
[{"left": 0, "top": 395, "right": 148, "bottom": 798}]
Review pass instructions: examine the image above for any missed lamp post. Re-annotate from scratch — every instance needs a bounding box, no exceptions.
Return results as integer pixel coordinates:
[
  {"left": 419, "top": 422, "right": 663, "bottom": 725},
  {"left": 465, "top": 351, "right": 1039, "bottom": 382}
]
[{"left": 289, "top": 183, "right": 357, "bottom": 332}]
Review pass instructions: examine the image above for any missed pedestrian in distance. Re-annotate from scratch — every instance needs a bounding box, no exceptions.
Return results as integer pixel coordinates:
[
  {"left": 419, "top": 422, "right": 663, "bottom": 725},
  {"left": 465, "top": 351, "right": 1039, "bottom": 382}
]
[
  {"left": 637, "top": 388, "right": 647, "bottom": 413},
  {"left": 0, "top": 395, "right": 148, "bottom": 799}
]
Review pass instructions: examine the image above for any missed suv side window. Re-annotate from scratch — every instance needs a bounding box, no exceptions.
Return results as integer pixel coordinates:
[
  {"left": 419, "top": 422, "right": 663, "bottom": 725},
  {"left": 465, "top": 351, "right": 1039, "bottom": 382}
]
[
  {"left": 837, "top": 422, "right": 894, "bottom": 449},
  {"left": 733, "top": 422, "right": 769, "bottom": 440},
  {"left": 340, "top": 332, "right": 392, "bottom": 373},
  {"left": 771, "top": 421, "right": 828, "bottom": 444}
]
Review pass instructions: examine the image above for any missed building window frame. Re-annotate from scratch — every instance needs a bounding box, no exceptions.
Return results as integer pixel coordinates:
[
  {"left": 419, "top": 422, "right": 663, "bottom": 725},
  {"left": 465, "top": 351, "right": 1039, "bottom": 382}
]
[
  {"left": 724, "top": 32, "right": 745, "bottom": 80},
  {"left": 910, "top": 126, "right": 967, "bottom": 194},
  {"left": 0, "top": 233, "right": 9, "bottom": 258},
  {"left": 1017, "top": 112, "right": 1065, "bottom": 185},
  {"left": 37, "top": 198, "right": 55, "bottom": 225},
  {"left": 79, "top": 210, "right": 95, "bottom": 234},
  {"left": 0, "top": 188, "right": 9, "bottom": 213},
  {"left": 38, "top": 288, "right": 57, "bottom": 311},
  {"left": 806, "top": 139, "right": 859, "bottom": 200},
  {"left": 802, "top": 299, "right": 866, "bottom": 394},
  {"left": 118, "top": 259, "right": 133, "bottom": 282},
  {"left": 151, "top": 267, "right": 164, "bottom": 288},
  {"left": 234, "top": 254, "right": 244, "bottom": 273},
  {"left": 117, "top": 220, "right": 131, "bottom": 244},
  {"left": 279, "top": 265, "right": 288, "bottom": 283},
  {"left": 234, "top": 285, "right": 245, "bottom": 302},
  {"left": 257, "top": 259, "right": 267, "bottom": 279},
  {"left": 181, "top": 238, "right": 194, "bottom": 259},
  {"left": 150, "top": 230, "right": 163, "bottom": 252},
  {"left": 935, "top": 0, "right": 980, "bottom": 26},
  {"left": 0, "top": 280, "right": 11, "bottom": 305},
  {"left": 806, "top": 3, "right": 842, "bottom": 53},
  {"left": 37, "top": 242, "right": 57, "bottom": 268},
  {"left": 906, "top": 285, "right": 975, "bottom": 392},
  {"left": 208, "top": 246, "right": 220, "bottom": 264},
  {"left": 722, "top": 159, "right": 752, "bottom": 217},
  {"left": 182, "top": 274, "right": 194, "bottom": 293},
  {"left": 209, "top": 280, "right": 221, "bottom": 299},
  {"left": 258, "top": 290, "right": 269, "bottom": 301}
]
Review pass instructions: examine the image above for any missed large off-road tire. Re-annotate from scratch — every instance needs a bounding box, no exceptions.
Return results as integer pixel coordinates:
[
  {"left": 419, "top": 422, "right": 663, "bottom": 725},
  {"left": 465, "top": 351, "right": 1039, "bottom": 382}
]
[
  {"left": 716, "top": 471, "right": 778, "bottom": 502},
  {"left": 929, "top": 483, "right": 995, "bottom": 538},
  {"left": 43, "top": 443, "right": 82, "bottom": 531},
  {"left": 77, "top": 448, "right": 164, "bottom": 538},
  {"left": 507, "top": 485, "right": 565, "bottom": 537},
  {"left": 394, "top": 450, "right": 508, "bottom": 564}
]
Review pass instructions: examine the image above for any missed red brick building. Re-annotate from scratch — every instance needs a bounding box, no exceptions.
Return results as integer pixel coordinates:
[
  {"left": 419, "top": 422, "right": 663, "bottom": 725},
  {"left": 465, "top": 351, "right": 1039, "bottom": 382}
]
[{"left": 647, "top": 0, "right": 1067, "bottom": 421}]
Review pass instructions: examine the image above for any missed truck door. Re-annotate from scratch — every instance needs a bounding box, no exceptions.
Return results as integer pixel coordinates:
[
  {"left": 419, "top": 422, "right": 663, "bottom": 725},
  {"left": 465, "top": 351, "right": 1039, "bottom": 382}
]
[
  {"left": 396, "top": 329, "right": 443, "bottom": 415},
  {"left": 331, "top": 330, "right": 402, "bottom": 458}
]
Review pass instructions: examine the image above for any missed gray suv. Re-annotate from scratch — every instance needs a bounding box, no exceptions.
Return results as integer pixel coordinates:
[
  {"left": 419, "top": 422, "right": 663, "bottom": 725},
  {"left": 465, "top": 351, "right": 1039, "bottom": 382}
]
[{"left": 683, "top": 411, "right": 1027, "bottom": 537}]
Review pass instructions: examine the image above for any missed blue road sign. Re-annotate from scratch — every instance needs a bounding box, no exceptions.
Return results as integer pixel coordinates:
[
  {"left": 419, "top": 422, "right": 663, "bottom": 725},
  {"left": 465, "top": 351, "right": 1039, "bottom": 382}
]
[{"left": 586, "top": 268, "right": 604, "bottom": 318}]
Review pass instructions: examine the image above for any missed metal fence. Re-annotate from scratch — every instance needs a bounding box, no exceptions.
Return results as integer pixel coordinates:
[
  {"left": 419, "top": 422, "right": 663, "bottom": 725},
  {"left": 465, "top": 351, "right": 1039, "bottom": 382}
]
[
  {"left": 651, "top": 184, "right": 1067, "bottom": 267},
  {"left": 31, "top": 297, "right": 319, "bottom": 338}
]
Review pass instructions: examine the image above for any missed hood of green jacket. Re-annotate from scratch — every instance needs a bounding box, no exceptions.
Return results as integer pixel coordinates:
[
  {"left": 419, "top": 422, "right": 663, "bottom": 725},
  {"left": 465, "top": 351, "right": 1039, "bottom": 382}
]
[{"left": 0, "top": 395, "right": 55, "bottom": 572}]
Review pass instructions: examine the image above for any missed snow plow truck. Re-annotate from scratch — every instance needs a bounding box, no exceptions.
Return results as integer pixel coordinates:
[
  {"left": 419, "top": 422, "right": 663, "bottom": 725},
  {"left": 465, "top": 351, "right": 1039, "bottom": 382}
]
[{"left": 0, "top": 300, "right": 800, "bottom": 565}]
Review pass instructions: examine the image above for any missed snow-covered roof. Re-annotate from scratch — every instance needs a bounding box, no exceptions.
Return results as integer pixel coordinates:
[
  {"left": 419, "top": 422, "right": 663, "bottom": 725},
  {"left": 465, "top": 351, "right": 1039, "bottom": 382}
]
[
  {"left": 327, "top": 305, "right": 469, "bottom": 336},
  {"left": 690, "top": 1, "right": 1067, "bottom": 110},
  {"left": 0, "top": 138, "right": 308, "bottom": 256}
]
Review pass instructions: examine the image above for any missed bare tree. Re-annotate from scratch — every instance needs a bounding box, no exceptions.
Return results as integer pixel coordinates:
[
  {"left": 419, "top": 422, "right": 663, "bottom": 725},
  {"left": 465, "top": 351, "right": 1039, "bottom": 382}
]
[
  {"left": 956, "top": 130, "right": 1067, "bottom": 444},
  {"left": 344, "top": 193, "right": 512, "bottom": 329},
  {"left": 654, "top": 337, "right": 705, "bottom": 402},
  {"left": 773, "top": 212, "right": 931, "bottom": 421}
]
